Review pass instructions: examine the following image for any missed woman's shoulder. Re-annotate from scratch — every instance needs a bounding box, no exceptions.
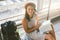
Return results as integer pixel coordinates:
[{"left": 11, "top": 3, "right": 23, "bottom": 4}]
[{"left": 22, "top": 18, "right": 27, "bottom": 23}]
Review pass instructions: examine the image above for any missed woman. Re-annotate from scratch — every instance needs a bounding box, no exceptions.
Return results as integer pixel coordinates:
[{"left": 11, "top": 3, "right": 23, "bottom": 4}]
[{"left": 22, "top": 2, "right": 56, "bottom": 40}]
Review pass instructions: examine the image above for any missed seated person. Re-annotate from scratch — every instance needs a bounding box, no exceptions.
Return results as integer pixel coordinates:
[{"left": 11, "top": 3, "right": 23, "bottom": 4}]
[{"left": 22, "top": 2, "right": 56, "bottom": 40}]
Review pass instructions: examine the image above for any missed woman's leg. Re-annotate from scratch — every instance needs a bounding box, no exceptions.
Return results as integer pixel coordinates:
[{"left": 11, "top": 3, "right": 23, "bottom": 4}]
[{"left": 45, "top": 34, "right": 53, "bottom": 40}]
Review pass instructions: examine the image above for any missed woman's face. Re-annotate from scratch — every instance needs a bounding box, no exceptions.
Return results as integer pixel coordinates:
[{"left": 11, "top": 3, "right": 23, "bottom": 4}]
[{"left": 26, "top": 5, "right": 35, "bottom": 17}]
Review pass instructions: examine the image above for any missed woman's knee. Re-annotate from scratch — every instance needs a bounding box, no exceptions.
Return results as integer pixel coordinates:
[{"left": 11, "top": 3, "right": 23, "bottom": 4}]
[{"left": 45, "top": 34, "right": 53, "bottom": 40}]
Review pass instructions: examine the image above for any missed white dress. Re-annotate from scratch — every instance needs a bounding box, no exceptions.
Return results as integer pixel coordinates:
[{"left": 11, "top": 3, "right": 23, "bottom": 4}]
[{"left": 25, "top": 14, "right": 46, "bottom": 40}]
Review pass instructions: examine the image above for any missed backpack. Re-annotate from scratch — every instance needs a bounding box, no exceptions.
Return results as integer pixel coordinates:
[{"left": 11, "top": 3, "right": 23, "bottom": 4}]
[{"left": 1, "top": 21, "right": 20, "bottom": 40}]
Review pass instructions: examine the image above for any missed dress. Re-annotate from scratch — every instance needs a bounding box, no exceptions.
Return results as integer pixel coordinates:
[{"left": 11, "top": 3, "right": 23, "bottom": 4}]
[{"left": 25, "top": 14, "right": 46, "bottom": 40}]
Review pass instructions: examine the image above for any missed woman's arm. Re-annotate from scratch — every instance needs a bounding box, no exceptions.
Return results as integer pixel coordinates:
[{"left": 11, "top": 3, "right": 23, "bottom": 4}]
[
  {"left": 35, "top": 15, "right": 40, "bottom": 30},
  {"left": 22, "top": 18, "right": 37, "bottom": 33}
]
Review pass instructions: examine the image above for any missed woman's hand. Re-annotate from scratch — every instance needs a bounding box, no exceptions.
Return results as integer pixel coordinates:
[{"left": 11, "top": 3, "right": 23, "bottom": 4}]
[{"left": 35, "top": 23, "right": 40, "bottom": 29}]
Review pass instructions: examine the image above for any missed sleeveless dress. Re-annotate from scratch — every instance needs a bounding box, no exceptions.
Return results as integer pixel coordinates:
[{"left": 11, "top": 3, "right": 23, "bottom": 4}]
[{"left": 25, "top": 14, "right": 46, "bottom": 40}]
